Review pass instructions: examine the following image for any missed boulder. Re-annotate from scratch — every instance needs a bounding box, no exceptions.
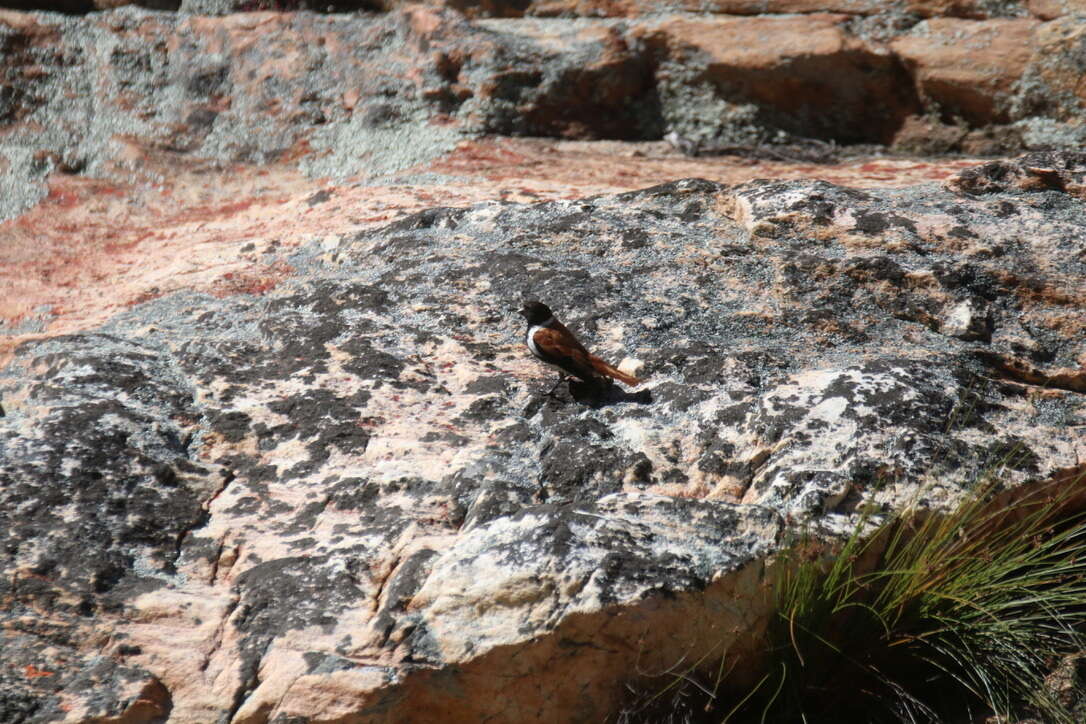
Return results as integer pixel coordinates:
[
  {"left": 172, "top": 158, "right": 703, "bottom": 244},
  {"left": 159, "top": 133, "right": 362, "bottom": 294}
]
[
  {"left": 4, "top": 7, "right": 1086, "bottom": 220},
  {"left": 890, "top": 17, "right": 1040, "bottom": 124},
  {"left": 633, "top": 13, "right": 919, "bottom": 145},
  {"left": 1, "top": 152, "right": 1084, "bottom": 720}
]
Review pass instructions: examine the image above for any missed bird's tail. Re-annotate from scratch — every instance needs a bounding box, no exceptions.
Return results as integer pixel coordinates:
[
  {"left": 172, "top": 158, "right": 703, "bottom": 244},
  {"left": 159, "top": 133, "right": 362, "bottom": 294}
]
[{"left": 588, "top": 354, "right": 642, "bottom": 387}]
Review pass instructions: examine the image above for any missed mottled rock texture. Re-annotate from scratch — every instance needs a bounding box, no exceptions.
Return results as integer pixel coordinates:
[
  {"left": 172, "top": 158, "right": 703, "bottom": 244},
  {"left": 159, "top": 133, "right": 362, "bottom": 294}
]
[
  {"left": 1, "top": 0, "right": 1085, "bottom": 718},
  {"left": 1, "top": 150, "right": 1084, "bottom": 721},
  {"left": 3, "top": 4, "right": 1086, "bottom": 219}
]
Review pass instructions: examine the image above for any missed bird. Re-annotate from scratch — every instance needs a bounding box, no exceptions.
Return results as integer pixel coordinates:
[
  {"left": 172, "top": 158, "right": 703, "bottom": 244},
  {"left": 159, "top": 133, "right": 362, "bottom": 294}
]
[{"left": 518, "top": 301, "right": 642, "bottom": 395}]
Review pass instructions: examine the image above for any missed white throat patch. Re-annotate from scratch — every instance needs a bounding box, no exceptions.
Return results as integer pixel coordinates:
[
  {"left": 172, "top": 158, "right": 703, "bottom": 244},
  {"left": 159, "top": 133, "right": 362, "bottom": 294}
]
[{"left": 526, "top": 320, "right": 554, "bottom": 359}]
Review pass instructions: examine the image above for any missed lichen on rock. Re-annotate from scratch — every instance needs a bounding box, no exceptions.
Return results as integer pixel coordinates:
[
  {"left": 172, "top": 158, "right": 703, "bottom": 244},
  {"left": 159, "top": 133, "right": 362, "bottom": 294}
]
[{"left": 2, "top": 149, "right": 1084, "bottom": 720}]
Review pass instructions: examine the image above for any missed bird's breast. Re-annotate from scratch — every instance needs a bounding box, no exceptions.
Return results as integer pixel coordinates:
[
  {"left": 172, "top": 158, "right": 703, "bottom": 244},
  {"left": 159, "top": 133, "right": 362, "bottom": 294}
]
[{"left": 526, "top": 325, "right": 546, "bottom": 360}]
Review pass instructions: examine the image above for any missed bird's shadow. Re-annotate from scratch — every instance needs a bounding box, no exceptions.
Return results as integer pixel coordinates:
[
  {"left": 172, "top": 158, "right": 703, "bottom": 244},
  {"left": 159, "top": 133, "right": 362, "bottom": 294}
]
[{"left": 524, "top": 379, "right": 653, "bottom": 417}]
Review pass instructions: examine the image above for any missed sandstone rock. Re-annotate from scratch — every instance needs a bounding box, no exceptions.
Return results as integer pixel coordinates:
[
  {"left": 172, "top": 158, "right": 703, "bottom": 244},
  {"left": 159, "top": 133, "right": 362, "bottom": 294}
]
[
  {"left": 905, "top": 0, "right": 1030, "bottom": 18},
  {"left": 2, "top": 152, "right": 1084, "bottom": 720},
  {"left": 945, "top": 149, "right": 1086, "bottom": 198},
  {"left": 177, "top": 0, "right": 376, "bottom": 11},
  {"left": 1026, "top": 0, "right": 1086, "bottom": 18},
  {"left": 0, "top": 7, "right": 663, "bottom": 219},
  {"left": 891, "top": 113, "right": 970, "bottom": 154},
  {"left": 1013, "top": 14, "right": 1086, "bottom": 123},
  {"left": 4, "top": 7, "right": 1086, "bottom": 221},
  {"left": 890, "top": 17, "right": 1040, "bottom": 125},
  {"left": 634, "top": 13, "right": 919, "bottom": 145},
  {"left": 519, "top": 0, "right": 885, "bottom": 18},
  {"left": 389, "top": 0, "right": 1070, "bottom": 20}
]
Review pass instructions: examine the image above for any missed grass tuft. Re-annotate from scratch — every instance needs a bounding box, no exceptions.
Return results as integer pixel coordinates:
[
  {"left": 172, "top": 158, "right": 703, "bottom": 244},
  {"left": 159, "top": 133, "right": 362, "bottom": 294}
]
[{"left": 619, "top": 466, "right": 1086, "bottom": 723}]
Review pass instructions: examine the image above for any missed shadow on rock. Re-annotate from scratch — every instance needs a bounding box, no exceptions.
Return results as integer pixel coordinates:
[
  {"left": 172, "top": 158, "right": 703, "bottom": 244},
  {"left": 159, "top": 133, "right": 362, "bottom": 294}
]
[{"left": 523, "top": 380, "right": 653, "bottom": 417}]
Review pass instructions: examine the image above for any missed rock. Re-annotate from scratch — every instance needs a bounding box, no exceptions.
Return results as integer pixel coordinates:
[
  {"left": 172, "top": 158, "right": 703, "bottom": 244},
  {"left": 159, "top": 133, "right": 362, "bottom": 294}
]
[
  {"left": 904, "top": 0, "right": 1030, "bottom": 18},
  {"left": 389, "top": 0, "right": 1084, "bottom": 19},
  {"left": 0, "top": 0, "right": 97, "bottom": 11},
  {"left": 2, "top": 152, "right": 1085, "bottom": 720},
  {"left": 178, "top": 0, "right": 376, "bottom": 11},
  {"left": 890, "top": 18, "right": 1040, "bottom": 125},
  {"left": 634, "top": 13, "right": 920, "bottom": 145},
  {"left": 1013, "top": 15, "right": 1086, "bottom": 123},
  {"left": 0, "top": 6, "right": 660, "bottom": 219},
  {"left": 892, "top": 114, "right": 970, "bottom": 155},
  {"left": 1026, "top": 0, "right": 1086, "bottom": 19},
  {"left": 940, "top": 297, "right": 992, "bottom": 341},
  {"left": 945, "top": 149, "right": 1086, "bottom": 197},
  {"left": 4, "top": 7, "right": 1086, "bottom": 220}
]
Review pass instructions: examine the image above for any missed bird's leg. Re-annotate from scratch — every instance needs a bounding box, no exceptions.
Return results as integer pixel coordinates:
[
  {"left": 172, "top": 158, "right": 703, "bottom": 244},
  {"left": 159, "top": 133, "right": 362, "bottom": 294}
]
[{"left": 545, "top": 376, "right": 568, "bottom": 397}]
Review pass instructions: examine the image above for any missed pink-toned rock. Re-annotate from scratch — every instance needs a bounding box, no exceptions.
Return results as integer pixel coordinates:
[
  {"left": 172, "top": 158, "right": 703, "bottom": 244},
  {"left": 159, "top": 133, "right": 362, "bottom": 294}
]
[
  {"left": 2, "top": 151, "right": 1084, "bottom": 721},
  {"left": 5, "top": 5, "right": 1086, "bottom": 224},
  {"left": 634, "top": 14, "right": 918, "bottom": 143},
  {"left": 517, "top": 0, "right": 883, "bottom": 18},
  {"left": 402, "top": 0, "right": 1069, "bottom": 19},
  {"left": 0, "top": 138, "right": 985, "bottom": 364},
  {"left": 905, "top": 0, "right": 1028, "bottom": 18},
  {"left": 1026, "top": 0, "right": 1086, "bottom": 18},
  {"left": 891, "top": 17, "right": 1040, "bottom": 124},
  {"left": 1015, "top": 15, "right": 1086, "bottom": 122},
  {"left": 945, "top": 149, "right": 1086, "bottom": 199}
]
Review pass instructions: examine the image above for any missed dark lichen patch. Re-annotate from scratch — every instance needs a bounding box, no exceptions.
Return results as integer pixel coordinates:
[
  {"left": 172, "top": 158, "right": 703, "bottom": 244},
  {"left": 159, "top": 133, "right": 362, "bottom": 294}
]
[
  {"left": 852, "top": 210, "right": 919, "bottom": 236},
  {"left": 338, "top": 338, "right": 407, "bottom": 387},
  {"left": 539, "top": 412, "right": 613, "bottom": 441},
  {"left": 612, "top": 178, "right": 725, "bottom": 204},
  {"left": 930, "top": 262, "right": 1002, "bottom": 301},
  {"left": 462, "top": 479, "right": 537, "bottom": 529},
  {"left": 327, "top": 477, "right": 379, "bottom": 511},
  {"left": 651, "top": 382, "right": 710, "bottom": 413},
  {"left": 455, "top": 396, "right": 508, "bottom": 425},
  {"left": 302, "top": 652, "right": 359, "bottom": 675},
  {"left": 264, "top": 281, "right": 390, "bottom": 322},
  {"left": 642, "top": 341, "right": 728, "bottom": 386},
  {"left": 981, "top": 438, "right": 1042, "bottom": 474},
  {"left": 695, "top": 431, "right": 739, "bottom": 475},
  {"left": 287, "top": 537, "right": 320, "bottom": 551},
  {"left": 233, "top": 556, "right": 366, "bottom": 655},
  {"left": 380, "top": 549, "right": 438, "bottom": 613},
  {"left": 843, "top": 256, "right": 905, "bottom": 285},
  {"left": 380, "top": 206, "right": 467, "bottom": 233},
  {"left": 621, "top": 228, "right": 651, "bottom": 249},
  {"left": 265, "top": 389, "right": 372, "bottom": 446},
  {"left": 538, "top": 440, "right": 650, "bottom": 504},
  {"left": 947, "top": 225, "right": 978, "bottom": 239},
  {"left": 0, "top": 337, "right": 206, "bottom": 614},
  {"left": 494, "top": 421, "right": 532, "bottom": 444},
  {"left": 282, "top": 499, "right": 332, "bottom": 536},
  {"left": 210, "top": 410, "right": 252, "bottom": 443},
  {"left": 227, "top": 495, "right": 264, "bottom": 516},
  {"left": 302, "top": 422, "right": 371, "bottom": 473},
  {"left": 464, "top": 375, "right": 513, "bottom": 396},
  {"left": 420, "top": 430, "right": 471, "bottom": 447},
  {"left": 461, "top": 341, "right": 500, "bottom": 362}
]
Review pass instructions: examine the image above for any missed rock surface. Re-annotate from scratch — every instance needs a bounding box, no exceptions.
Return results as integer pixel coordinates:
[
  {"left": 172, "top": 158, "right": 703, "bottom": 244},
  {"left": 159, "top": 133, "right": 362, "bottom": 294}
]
[
  {"left": 3, "top": 4, "right": 1086, "bottom": 219},
  {"left": 2, "top": 0, "right": 1086, "bottom": 719},
  {"left": 1, "top": 150, "right": 1084, "bottom": 721}
]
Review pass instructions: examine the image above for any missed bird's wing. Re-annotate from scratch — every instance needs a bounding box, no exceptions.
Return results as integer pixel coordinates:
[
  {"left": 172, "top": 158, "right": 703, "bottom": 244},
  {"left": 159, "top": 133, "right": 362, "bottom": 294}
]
[
  {"left": 549, "top": 320, "right": 589, "bottom": 354},
  {"left": 532, "top": 327, "right": 597, "bottom": 378}
]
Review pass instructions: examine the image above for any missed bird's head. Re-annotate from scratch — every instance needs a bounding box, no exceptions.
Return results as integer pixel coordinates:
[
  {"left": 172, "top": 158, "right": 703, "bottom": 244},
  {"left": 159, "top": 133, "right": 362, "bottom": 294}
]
[{"left": 519, "top": 301, "right": 553, "bottom": 326}]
